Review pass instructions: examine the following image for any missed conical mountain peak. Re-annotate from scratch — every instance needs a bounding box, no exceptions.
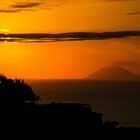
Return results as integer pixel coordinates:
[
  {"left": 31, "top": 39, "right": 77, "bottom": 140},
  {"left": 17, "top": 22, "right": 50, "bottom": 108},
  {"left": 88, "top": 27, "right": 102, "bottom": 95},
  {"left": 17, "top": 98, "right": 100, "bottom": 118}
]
[{"left": 87, "top": 65, "right": 140, "bottom": 81}]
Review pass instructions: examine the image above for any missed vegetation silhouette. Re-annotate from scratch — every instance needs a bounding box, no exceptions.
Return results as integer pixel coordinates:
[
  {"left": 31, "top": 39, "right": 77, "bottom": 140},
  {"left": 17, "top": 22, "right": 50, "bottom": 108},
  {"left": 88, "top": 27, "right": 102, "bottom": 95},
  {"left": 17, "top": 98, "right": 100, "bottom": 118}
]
[
  {"left": 0, "top": 74, "right": 128, "bottom": 128},
  {"left": 0, "top": 74, "right": 39, "bottom": 111}
]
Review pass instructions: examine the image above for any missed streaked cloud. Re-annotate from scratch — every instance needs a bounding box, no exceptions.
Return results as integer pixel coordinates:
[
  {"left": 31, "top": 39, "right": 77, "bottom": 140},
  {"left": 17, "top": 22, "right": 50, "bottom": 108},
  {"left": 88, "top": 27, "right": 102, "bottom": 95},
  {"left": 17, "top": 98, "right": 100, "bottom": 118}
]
[
  {"left": 0, "top": 31, "right": 140, "bottom": 43},
  {"left": 0, "top": 9, "right": 21, "bottom": 13},
  {"left": 109, "top": 0, "right": 133, "bottom": 1},
  {"left": 126, "top": 10, "right": 140, "bottom": 15},
  {"left": 0, "top": 0, "right": 69, "bottom": 13},
  {"left": 0, "top": 0, "right": 139, "bottom": 13},
  {"left": 11, "top": 2, "right": 42, "bottom": 8}
]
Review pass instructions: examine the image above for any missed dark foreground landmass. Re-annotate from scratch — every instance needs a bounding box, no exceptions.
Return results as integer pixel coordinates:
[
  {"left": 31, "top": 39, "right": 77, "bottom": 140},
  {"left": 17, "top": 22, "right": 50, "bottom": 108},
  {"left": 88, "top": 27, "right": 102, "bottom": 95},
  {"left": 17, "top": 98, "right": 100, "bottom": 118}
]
[
  {"left": 1, "top": 102, "right": 116, "bottom": 129},
  {"left": 2, "top": 102, "right": 139, "bottom": 129},
  {"left": 0, "top": 74, "right": 139, "bottom": 129}
]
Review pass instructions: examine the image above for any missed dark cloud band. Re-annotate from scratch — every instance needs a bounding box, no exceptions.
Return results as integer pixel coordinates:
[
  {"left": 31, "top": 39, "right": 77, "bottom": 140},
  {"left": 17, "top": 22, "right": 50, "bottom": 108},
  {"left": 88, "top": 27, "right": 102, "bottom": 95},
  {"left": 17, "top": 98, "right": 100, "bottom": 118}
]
[
  {"left": 11, "top": 2, "right": 42, "bottom": 9},
  {"left": 0, "top": 0, "right": 139, "bottom": 13},
  {"left": 0, "top": 31, "right": 140, "bottom": 43},
  {"left": 0, "top": 0, "right": 66, "bottom": 13},
  {"left": 126, "top": 10, "right": 140, "bottom": 15},
  {"left": 0, "top": 9, "right": 21, "bottom": 13}
]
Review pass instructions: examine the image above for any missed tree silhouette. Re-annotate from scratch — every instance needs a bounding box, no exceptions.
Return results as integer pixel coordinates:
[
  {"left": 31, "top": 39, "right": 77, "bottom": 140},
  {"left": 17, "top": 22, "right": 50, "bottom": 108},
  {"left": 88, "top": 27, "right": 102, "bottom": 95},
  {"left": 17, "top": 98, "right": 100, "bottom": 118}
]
[{"left": 0, "top": 74, "right": 39, "bottom": 106}]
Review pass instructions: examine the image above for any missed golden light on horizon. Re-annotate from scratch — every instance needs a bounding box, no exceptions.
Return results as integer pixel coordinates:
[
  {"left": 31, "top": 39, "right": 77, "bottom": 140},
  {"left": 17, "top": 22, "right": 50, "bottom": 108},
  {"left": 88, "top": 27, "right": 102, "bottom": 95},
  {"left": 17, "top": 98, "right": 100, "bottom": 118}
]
[{"left": 0, "top": 29, "right": 10, "bottom": 34}]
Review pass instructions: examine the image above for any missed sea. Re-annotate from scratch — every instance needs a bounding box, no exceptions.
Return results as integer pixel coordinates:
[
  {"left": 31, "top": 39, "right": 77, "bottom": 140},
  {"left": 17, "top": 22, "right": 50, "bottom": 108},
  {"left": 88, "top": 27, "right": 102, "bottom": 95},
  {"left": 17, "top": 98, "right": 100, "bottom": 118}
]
[{"left": 27, "top": 80, "right": 140, "bottom": 127}]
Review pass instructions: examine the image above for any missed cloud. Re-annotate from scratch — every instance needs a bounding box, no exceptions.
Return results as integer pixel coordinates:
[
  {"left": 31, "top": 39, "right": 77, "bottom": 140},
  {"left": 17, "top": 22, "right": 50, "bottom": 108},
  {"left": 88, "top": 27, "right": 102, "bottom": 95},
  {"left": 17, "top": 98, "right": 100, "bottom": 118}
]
[
  {"left": 0, "top": 0, "right": 68, "bottom": 13},
  {"left": 0, "top": 0, "right": 138, "bottom": 13},
  {"left": 0, "top": 1, "right": 43, "bottom": 13},
  {"left": 0, "top": 8, "right": 34, "bottom": 13},
  {"left": 0, "top": 9, "right": 21, "bottom": 13},
  {"left": 126, "top": 10, "right": 140, "bottom": 15},
  {"left": 114, "top": 61, "right": 139, "bottom": 66},
  {"left": 102, "top": 0, "right": 138, "bottom": 2},
  {"left": 0, "top": 31, "right": 140, "bottom": 43},
  {"left": 11, "top": 2, "right": 42, "bottom": 9}
]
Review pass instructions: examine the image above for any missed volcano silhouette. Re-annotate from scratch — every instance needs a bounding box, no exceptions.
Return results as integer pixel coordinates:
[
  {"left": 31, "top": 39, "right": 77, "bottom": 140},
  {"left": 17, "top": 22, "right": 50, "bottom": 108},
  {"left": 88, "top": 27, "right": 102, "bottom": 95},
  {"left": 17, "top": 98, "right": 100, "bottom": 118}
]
[{"left": 87, "top": 65, "right": 140, "bottom": 81}]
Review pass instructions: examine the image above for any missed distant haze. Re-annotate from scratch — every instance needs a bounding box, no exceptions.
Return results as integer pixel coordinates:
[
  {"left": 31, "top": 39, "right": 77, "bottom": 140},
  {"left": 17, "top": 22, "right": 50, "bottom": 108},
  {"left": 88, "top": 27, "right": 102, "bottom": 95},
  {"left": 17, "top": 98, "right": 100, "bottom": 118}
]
[{"left": 86, "top": 65, "right": 140, "bottom": 81}]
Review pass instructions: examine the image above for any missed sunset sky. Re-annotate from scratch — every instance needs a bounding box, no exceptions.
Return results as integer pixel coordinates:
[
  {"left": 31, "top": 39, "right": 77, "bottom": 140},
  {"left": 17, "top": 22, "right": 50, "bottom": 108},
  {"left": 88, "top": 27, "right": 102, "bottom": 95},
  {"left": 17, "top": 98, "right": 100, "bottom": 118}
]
[{"left": 0, "top": 0, "right": 140, "bottom": 79}]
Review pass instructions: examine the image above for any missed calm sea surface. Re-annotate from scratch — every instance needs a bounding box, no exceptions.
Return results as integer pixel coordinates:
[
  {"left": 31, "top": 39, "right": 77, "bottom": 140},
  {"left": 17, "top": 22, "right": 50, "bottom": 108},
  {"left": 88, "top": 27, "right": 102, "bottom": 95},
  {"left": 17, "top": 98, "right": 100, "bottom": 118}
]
[{"left": 27, "top": 80, "right": 140, "bottom": 127}]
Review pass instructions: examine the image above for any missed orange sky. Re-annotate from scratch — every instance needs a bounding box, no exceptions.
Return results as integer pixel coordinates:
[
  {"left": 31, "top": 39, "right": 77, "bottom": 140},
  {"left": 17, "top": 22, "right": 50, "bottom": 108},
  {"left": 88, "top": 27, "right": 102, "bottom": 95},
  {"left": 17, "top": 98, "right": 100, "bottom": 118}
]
[
  {"left": 0, "top": 0, "right": 140, "bottom": 79},
  {"left": 0, "top": 0, "right": 140, "bottom": 33}
]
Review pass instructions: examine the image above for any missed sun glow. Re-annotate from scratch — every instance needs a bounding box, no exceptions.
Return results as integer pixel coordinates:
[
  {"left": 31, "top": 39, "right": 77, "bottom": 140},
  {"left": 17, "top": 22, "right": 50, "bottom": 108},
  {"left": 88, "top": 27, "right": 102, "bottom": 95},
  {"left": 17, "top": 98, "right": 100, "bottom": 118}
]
[{"left": 0, "top": 29, "right": 10, "bottom": 34}]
